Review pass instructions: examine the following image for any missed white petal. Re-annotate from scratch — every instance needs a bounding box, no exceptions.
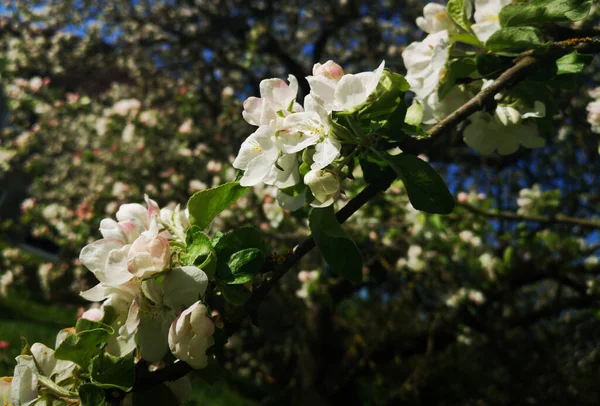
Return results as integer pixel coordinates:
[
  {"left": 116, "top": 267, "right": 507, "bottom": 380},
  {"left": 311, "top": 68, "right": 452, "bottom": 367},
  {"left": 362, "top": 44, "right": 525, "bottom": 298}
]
[
  {"left": 242, "top": 97, "right": 263, "bottom": 126},
  {"left": 31, "top": 343, "right": 56, "bottom": 377},
  {"left": 80, "top": 283, "right": 109, "bottom": 301},
  {"left": 276, "top": 189, "right": 306, "bottom": 211},
  {"left": 80, "top": 239, "right": 125, "bottom": 273},
  {"left": 311, "top": 137, "right": 341, "bottom": 170}
]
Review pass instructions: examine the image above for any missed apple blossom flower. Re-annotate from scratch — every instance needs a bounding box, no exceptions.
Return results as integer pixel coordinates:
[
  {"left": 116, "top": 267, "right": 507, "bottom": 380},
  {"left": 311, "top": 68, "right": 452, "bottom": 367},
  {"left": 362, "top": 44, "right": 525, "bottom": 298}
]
[
  {"left": 396, "top": 245, "right": 426, "bottom": 272},
  {"left": 242, "top": 75, "right": 302, "bottom": 126},
  {"left": 307, "top": 60, "right": 385, "bottom": 113},
  {"left": 112, "top": 98, "right": 141, "bottom": 117},
  {"left": 472, "top": 0, "right": 512, "bottom": 43},
  {"left": 586, "top": 100, "right": 600, "bottom": 134},
  {"left": 139, "top": 110, "right": 158, "bottom": 127},
  {"left": 419, "top": 86, "right": 470, "bottom": 125},
  {"left": 463, "top": 100, "right": 546, "bottom": 155},
  {"left": 402, "top": 30, "right": 450, "bottom": 99},
  {"left": 416, "top": 3, "right": 459, "bottom": 34},
  {"left": 178, "top": 119, "right": 194, "bottom": 134},
  {"left": 233, "top": 121, "right": 280, "bottom": 187},
  {"left": 168, "top": 301, "right": 215, "bottom": 369}
]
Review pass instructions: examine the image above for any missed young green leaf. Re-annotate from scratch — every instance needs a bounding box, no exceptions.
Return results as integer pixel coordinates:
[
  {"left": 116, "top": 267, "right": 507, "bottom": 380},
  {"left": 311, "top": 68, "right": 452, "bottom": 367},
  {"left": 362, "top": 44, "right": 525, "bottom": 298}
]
[
  {"left": 385, "top": 153, "right": 455, "bottom": 214},
  {"left": 78, "top": 383, "right": 107, "bottom": 406},
  {"left": 555, "top": 51, "right": 594, "bottom": 75},
  {"left": 89, "top": 352, "right": 135, "bottom": 392},
  {"left": 447, "top": 0, "right": 473, "bottom": 34},
  {"left": 485, "top": 27, "right": 543, "bottom": 52},
  {"left": 437, "top": 57, "right": 477, "bottom": 100},
  {"left": 450, "top": 33, "right": 483, "bottom": 48},
  {"left": 181, "top": 226, "right": 217, "bottom": 278},
  {"left": 217, "top": 248, "right": 265, "bottom": 284},
  {"left": 218, "top": 282, "right": 252, "bottom": 305},
  {"left": 500, "top": 0, "right": 593, "bottom": 27},
  {"left": 187, "top": 181, "right": 249, "bottom": 230},
  {"left": 309, "top": 206, "right": 363, "bottom": 282},
  {"left": 212, "top": 225, "right": 267, "bottom": 259},
  {"left": 76, "top": 318, "right": 114, "bottom": 335},
  {"left": 55, "top": 329, "right": 111, "bottom": 368}
]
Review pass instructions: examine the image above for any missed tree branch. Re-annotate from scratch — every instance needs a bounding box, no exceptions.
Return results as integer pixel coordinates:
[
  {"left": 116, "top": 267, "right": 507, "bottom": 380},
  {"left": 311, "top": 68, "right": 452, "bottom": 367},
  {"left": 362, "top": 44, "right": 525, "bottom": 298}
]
[
  {"left": 459, "top": 202, "right": 600, "bottom": 229},
  {"left": 132, "top": 35, "right": 600, "bottom": 390}
]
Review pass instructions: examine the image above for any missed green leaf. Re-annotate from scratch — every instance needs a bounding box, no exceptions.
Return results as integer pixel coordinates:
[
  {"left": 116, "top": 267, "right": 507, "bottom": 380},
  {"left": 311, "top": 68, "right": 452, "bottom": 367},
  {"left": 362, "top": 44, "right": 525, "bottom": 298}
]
[
  {"left": 485, "top": 27, "right": 543, "bottom": 51},
  {"left": 181, "top": 226, "right": 217, "bottom": 278},
  {"left": 476, "top": 54, "right": 511, "bottom": 77},
  {"left": 76, "top": 318, "right": 114, "bottom": 335},
  {"left": 385, "top": 154, "right": 455, "bottom": 214},
  {"left": 356, "top": 69, "right": 410, "bottom": 140},
  {"left": 359, "top": 156, "right": 387, "bottom": 184},
  {"left": 500, "top": 0, "right": 592, "bottom": 27},
  {"left": 450, "top": 33, "right": 483, "bottom": 48},
  {"left": 404, "top": 102, "right": 423, "bottom": 127},
  {"left": 438, "top": 57, "right": 477, "bottom": 100},
  {"left": 213, "top": 226, "right": 267, "bottom": 259},
  {"left": 133, "top": 384, "right": 179, "bottom": 406},
  {"left": 218, "top": 282, "right": 251, "bottom": 305},
  {"left": 309, "top": 206, "right": 363, "bottom": 282},
  {"left": 79, "top": 383, "right": 107, "bottom": 406},
  {"left": 218, "top": 248, "right": 265, "bottom": 284},
  {"left": 89, "top": 352, "right": 135, "bottom": 392},
  {"left": 55, "top": 328, "right": 111, "bottom": 368},
  {"left": 555, "top": 51, "right": 593, "bottom": 75},
  {"left": 447, "top": 0, "right": 473, "bottom": 33},
  {"left": 187, "top": 182, "right": 249, "bottom": 229}
]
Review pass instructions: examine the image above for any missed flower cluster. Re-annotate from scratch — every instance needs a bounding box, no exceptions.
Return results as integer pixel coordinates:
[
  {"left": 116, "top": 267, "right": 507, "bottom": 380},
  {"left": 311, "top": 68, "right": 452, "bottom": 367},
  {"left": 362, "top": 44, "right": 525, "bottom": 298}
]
[
  {"left": 233, "top": 60, "right": 385, "bottom": 210},
  {"left": 79, "top": 196, "right": 215, "bottom": 366},
  {"left": 587, "top": 87, "right": 600, "bottom": 134},
  {"left": 402, "top": 1, "right": 547, "bottom": 156}
]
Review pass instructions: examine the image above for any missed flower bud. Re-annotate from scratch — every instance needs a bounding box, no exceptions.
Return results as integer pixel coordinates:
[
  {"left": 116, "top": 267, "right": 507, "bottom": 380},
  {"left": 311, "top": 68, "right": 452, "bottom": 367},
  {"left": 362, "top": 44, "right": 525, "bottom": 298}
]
[
  {"left": 313, "top": 60, "right": 344, "bottom": 81},
  {"left": 168, "top": 301, "right": 215, "bottom": 369},
  {"left": 304, "top": 169, "right": 340, "bottom": 207}
]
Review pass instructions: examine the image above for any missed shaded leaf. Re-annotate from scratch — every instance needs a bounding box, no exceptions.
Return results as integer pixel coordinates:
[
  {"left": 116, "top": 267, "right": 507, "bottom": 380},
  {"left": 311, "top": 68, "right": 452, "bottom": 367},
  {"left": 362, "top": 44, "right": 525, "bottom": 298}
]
[
  {"left": 89, "top": 352, "right": 135, "bottom": 392},
  {"left": 385, "top": 153, "right": 455, "bottom": 214},
  {"left": 309, "top": 206, "right": 363, "bottom": 282}
]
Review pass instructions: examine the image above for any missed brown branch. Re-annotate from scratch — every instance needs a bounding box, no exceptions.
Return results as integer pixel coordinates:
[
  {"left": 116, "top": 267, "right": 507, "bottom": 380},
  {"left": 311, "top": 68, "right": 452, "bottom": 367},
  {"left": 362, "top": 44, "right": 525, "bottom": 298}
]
[
  {"left": 132, "top": 35, "right": 600, "bottom": 390},
  {"left": 459, "top": 202, "right": 600, "bottom": 229}
]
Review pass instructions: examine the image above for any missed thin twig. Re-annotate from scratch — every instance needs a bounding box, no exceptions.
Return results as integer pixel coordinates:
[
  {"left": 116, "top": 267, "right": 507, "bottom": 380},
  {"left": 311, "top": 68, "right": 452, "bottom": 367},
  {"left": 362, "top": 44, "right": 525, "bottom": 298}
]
[{"left": 459, "top": 202, "right": 600, "bottom": 229}]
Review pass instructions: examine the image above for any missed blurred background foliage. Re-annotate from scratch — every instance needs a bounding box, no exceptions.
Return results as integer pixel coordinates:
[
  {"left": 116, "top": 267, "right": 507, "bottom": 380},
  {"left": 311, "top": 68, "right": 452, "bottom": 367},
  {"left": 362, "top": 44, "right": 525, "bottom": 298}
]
[{"left": 0, "top": 0, "right": 600, "bottom": 405}]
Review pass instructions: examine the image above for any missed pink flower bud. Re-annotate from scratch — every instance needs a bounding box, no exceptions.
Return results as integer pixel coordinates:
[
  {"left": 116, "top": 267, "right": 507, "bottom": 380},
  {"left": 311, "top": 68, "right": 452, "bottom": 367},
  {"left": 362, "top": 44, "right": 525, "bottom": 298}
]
[{"left": 313, "top": 60, "right": 344, "bottom": 81}]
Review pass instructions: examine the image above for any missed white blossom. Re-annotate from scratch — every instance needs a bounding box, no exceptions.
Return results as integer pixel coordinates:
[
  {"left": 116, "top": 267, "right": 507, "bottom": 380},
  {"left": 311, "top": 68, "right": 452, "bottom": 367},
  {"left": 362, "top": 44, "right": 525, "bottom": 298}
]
[
  {"left": 416, "top": 3, "right": 458, "bottom": 34},
  {"left": 402, "top": 30, "right": 450, "bottom": 99},
  {"left": 242, "top": 75, "right": 302, "bottom": 126},
  {"left": 463, "top": 101, "right": 546, "bottom": 155},
  {"left": 233, "top": 121, "right": 280, "bottom": 187},
  {"left": 472, "top": 0, "right": 512, "bottom": 43},
  {"left": 111, "top": 99, "right": 141, "bottom": 117}
]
